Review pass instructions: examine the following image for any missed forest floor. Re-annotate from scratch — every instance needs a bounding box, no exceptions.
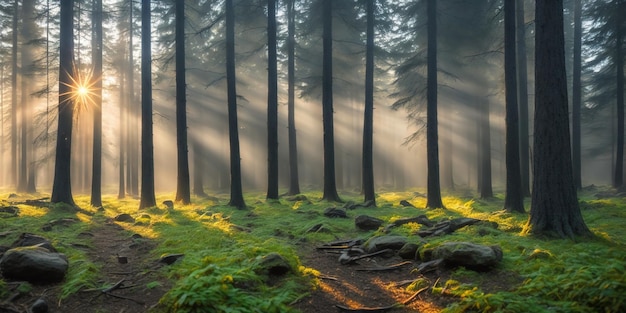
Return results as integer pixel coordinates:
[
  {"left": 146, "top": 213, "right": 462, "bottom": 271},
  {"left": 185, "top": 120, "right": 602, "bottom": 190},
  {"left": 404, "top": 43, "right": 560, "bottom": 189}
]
[{"left": 1, "top": 187, "right": 625, "bottom": 313}]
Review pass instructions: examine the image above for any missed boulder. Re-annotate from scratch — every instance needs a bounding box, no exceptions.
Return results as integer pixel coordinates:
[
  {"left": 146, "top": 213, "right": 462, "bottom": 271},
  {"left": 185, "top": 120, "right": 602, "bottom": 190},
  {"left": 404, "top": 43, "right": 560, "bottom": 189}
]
[
  {"left": 355, "top": 215, "right": 384, "bottom": 231},
  {"left": 256, "top": 253, "right": 292, "bottom": 277},
  {"left": 0, "top": 246, "right": 68, "bottom": 283},
  {"left": 363, "top": 235, "right": 408, "bottom": 253},
  {"left": 11, "top": 233, "right": 56, "bottom": 252},
  {"left": 432, "top": 242, "right": 502, "bottom": 270},
  {"left": 30, "top": 298, "right": 49, "bottom": 313},
  {"left": 323, "top": 207, "right": 347, "bottom": 218},
  {"left": 398, "top": 242, "right": 420, "bottom": 260},
  {"left": 114, "top": 213, "right": 135, "bottom": 223}
]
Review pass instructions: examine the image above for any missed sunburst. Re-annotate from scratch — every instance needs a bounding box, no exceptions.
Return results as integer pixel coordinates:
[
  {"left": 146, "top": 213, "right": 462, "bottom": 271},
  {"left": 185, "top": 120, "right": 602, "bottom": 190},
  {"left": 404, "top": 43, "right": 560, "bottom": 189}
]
[{"left": 60, "top": 63, "right": 100, "bottom": 115}]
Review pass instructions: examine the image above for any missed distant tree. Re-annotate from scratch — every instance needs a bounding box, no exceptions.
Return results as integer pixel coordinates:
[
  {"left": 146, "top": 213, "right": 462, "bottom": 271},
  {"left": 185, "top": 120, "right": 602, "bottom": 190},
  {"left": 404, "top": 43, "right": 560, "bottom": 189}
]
[
  {"left": 138, "top": 0, "right": 156, "bottom": 209},
  {"left": 613, "top": 0, "right": 625, "bottom": 189},
  {"left": 321, "top": 0, "right": 341, "bottom": 202},
  {"left": 192, "top": 139, "right": 208, "bottom": 197},
  {"left": 525, "top": 0, "right": 591, "bottom": 238},
  {"left": 51, "top": 0, "right": 75, "bottom": 205},
  {"left": 175, "top": 0, "right": 190, "bottom": 204},
  {"left": 479, "top": 98, "right": 493, "bottom": 199},
  {"left": 571, "top": 0, "right": 582, "bottom": 190},
  {"left": 362, "top": 0, "right": 375, "bottom": 205},
  {"left": 266, "top": 0, "right": 279, "bottom": 200},
  {"left": 91, "top": 0, "right": 103, "bottom": 207},
  {"left": 503, "top": 0, "right": 525, "bottom": 213},
  {"left": 425, "top": 0, "right": 443, "bottom": 209},
  {"left": 127, "top": 0, "right": 139, "bottom": 197},
  {"left": 286, "top": 0, "right": 300, "bottom": 196},
  {"left": 10, "top": 0, "right": 17, "bottom": 187},
  {"left": 117, "top": 57, "right": 125, "bottom": 199},
  {"left": 516, "top": 0, "right": 531, "bottom": 196},
  {"left": 225, "top": 0, "right": 246, "bottom": 209}
]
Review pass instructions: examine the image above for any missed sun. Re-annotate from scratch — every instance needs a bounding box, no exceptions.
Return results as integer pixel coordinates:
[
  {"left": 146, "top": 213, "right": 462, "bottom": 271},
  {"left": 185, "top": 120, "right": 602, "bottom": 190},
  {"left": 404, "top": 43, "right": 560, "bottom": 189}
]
[{"left": 60, "top": 63, "right": 100, "bottom": 114}]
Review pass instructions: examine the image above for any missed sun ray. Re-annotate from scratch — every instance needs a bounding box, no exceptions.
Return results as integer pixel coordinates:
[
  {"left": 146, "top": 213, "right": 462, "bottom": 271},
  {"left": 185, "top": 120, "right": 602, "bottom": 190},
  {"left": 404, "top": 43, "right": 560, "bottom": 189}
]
[{"left": 59, "top": 62, "right": 101, "bottom": 117}]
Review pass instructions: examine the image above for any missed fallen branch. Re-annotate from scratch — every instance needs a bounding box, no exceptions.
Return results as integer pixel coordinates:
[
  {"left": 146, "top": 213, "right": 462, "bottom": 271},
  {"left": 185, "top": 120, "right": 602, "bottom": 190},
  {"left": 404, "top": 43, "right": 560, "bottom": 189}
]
[
  {"left": 401, "top": 285, "right": 430, "bottom": 305},
  {"left": 335, "top": 303, "right": 399, "bottom": 312},
  {"left": 383, "top": 215, "right": 435, "bottom": 233},
  {"left": 355, "top": 261, "right": 413, "bottom": 272},
  {"left": 340, "top": 249, "right": 393, "bottom": 265}
]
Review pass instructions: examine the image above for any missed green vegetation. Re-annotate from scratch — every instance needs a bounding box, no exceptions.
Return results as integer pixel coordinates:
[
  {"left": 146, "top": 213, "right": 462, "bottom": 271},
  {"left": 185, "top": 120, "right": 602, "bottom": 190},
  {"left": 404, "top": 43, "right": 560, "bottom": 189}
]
[{"left": 1, "top": 187, "right": 625, "bottom": 312}]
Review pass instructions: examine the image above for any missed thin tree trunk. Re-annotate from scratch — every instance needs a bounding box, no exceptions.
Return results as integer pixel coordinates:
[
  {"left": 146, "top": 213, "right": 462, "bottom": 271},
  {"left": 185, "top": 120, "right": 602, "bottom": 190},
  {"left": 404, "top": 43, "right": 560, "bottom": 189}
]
[
  {"left": 226, "top": 0, "right": 246, "bottom": 209},
  {"left": 91, "top": 0, "right": 103, "bottom": 207},
  {"left": 175, "top": 0, "right": 190, "bottom": 204},
  {"left": 614, "top": 0, "right": 625, "bottom": 189},
  {"left": 118, "top": 58, "right": 126, "bottom": 199},
  {"left": 504, "top": 0, "right": 525, "bottom": 213},
  {"left": 286, "top": 0, "right": 300, "bottom": 196},
  {"left": 362, "top": 0, "right": 375, "bottom": 205},
  {"left": 139, "top": 0, "right": 156, "bottom": 209},
  {"left": 10, "top": 0, "right": 18, "bottom": 188},
  {"left": 426, "top": 0, "right": 444, "bottom": 209},
  {"left": 480, "top": 98, "right": 493, "bottom": 198},
  {"left": 572, "top": 0, "right": 582, "bottom": 190},
  {"left": 322, "top": 0, "right": 341, "bottom": 202},
  {"left": 192, "top": 139, "right": 207, "bottom": 197},
  {"left": 516, "top": 0, "right": 531, "bottom": 196},
  {"left": 266, "top": 0, "right": 279, "bottom": 199}
]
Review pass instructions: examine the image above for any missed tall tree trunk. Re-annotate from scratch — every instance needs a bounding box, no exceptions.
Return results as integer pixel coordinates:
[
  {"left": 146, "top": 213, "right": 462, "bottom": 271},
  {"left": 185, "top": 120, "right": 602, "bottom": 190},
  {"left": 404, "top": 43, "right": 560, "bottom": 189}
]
[
  {"left": 525, "top": 0, "right": 591, "bottom": 238},
  {"left": 362, "top": 0, "right": 375, "bottom": 205},
  {"left": 19, "top": 0, "right": 35, "bottom": 193},
  {"left": 226, "top": 0, "right": 246, "bottom": 209},
  {"left": 571, "top": 0, "right": 582, "bottom": 190},
  {"left": 426, "top": 0, "right": 443, "bottom": 209},
  {"left": 139, "top": 0, "right": 156, "bottom": 209},
  {"left": 1, "top": 65, "right": 4, "bottom": 186},
  {"left": 128, "top": 0, "right": 139, "bottom": 197},
  {"left": 192, "top": 139, "right": 207, "bottom": 197},
  {"left": 614, "top": 0, "right": 625, "bottom": 189},
  {"left": 118, "top": 58, "right": 126, "bottom": 199},
  {"left": 286, "top": 0, "right": 300, "bottom": 195},
  {"left": 91, "top": 0, "right": 103, "bottom": 207},
  {"left": 321, "top": 0, "right": 341, "bottom": 202},
  {"left": 266, "top": 0, "right": 279, "bottom": 199},
  {"left": 10, "top": 0, "right": 18, "bottom": 188},
  {"left": 480, "top": 98, "right": 493, "bottom": 198},
  {"left": 516, "top": 0, "right": 531, "bottom": 196},
  {"left": 51, "top": 0, "right": 75, "bottom": 206},
  {"left": 504, "top": 0, "right": 525, "bottom": 213},
  {"left": 175, "top": 0, "right": 190, "bottom": 204}
]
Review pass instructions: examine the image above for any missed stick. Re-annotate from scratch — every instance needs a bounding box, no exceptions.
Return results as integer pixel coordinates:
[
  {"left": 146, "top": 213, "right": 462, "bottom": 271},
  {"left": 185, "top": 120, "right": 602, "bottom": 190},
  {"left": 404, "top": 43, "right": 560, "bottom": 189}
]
[
  {"left": 335, "top": 303, "right": 398, "bottom": 312},
  {"left": 355, "top": 261, "right": 413, "bottom": 271},
  {"left": 401, "top": 286, "right": 430, "bottom": 305}
]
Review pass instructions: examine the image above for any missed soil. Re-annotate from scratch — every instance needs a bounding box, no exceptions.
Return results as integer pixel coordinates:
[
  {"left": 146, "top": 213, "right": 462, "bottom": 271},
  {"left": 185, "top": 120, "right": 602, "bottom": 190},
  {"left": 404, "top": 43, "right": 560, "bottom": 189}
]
[{"left": 2, "top": 220, "right": 518, "bottom": 313}]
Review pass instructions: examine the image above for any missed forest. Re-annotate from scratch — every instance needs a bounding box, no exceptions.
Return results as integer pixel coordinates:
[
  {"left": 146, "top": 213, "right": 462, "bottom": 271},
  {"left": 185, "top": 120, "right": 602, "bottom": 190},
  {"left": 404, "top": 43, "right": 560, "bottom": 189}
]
[{"left": 0, "top": 0, "right": 625, "bottom": 312}]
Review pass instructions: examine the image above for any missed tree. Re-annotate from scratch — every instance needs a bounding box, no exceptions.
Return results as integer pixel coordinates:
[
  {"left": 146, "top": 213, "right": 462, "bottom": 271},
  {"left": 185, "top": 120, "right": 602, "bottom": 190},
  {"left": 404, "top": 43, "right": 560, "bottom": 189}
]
[
  {"left": 225, "top": 0, "right": 245, "bottom": 209},
  {"left": 138, "top": 0, "right": 156, "bottom": 209},
  {"left": 362, "top": 0, "right": 375, "bottom": 205},
  {"left": 503, "top": 0, "right": 525, "bottom": 213},
  {"left": 91, "top": 0, "right": 103, "bottom": 207},
  {"left": 321, "top": 0, "right": 341, "bottom": 202},
  {"left": 286, "top": 0, "right": 300, "bottom": 196},
  {"left": 10, "top": 0, "right": 17, "bottom": 187},
  {"left": 266, "top": 0, "right": 278, "bottom": 200},
  {"left": 175, "top": 0, "right": 190, "bottom": 204},
  {"left": 613, "top": 0, "right": 625, "bottom": 189},
  {"left": 51, "top": 0, "right": 75, "bottom": 205},
  {"left": 479, "top": 98, "right": 493, "bottom": 199},
  {"left": 425, "top": 0, "right": 443, "bottom": 209},
  {"left": 571, "top": 0, "right": 582, "bottom": 190},
  {"left": 516, "top": 0, "right": 531, "bottom": 196},
  {"left": 525, "top": 0, "right": 591, "bottom": 238}
]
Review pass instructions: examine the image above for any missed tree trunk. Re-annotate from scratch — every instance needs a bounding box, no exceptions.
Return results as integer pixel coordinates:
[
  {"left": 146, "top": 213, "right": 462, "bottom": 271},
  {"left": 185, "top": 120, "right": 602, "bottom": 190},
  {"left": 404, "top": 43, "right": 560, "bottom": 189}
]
[
  {"left": 516, "top": 0, "right": 531, "bottom": 196},
  {"left": 286, "top": 0, "right": 300, "bottom": 196},
  {"left": 504, "top": 0, "right": 525, "bottom": 213},
  {"left": 139, "top": 0, "right": 156, "bottom": 209},
  {"left": 614, "top": 0, "right": 625, "bottom": 189},
  {"left": 226, "top": 0, "right": 246, "bottom": 209},
  {"left": 480, "top": 98, "right": 493, "bottom": 198},
  {"left": 266, "top": 0, "right": 279, "bottom": 200},
  {"left": 426, "top": 0, "right": 444, "bottom": 209},
  {"left": 322, "top": 0, "right": 341, "bottom": 202},
  {"left": 571, "top": 0, "right": 582, "bottom": 190},
  {"left": 192, "top": 139, "right": 207, "bottom": 197},
  {"left": 51, "top": 0, "right": 75, "bottom": 206},
  {"left": 118, "top": 57, "right": 126, "bottom": 199},
  {"left": 19, "top": 0, "right": 36, "bottom": 193},
  {"left": 362, "top": 0, "right": 375, "bottom": 205},
  {"left": 10, "top": 0, "right": 18, "bottom": 188},
  {"left": 128, "top": 0, "right": 139, "bottom": 197},
  {"left": 526, "top": 0, "right": 591, "bottom": 238},
  {"left": 91, "top": 0, "right": 103, "bottom": 207},
  {"left": 175, "top": 0, "right": 191, "bottom": 204}
]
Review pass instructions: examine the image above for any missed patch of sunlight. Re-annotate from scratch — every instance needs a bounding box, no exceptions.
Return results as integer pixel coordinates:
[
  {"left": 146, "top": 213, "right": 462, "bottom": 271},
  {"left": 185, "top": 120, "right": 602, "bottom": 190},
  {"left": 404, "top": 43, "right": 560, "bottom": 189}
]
[
  {"left": 15, "top": 206, "right": 48, "bottom": 218},
  {"left": 75, "top": 211, "right": 92, "bottom": 223}
]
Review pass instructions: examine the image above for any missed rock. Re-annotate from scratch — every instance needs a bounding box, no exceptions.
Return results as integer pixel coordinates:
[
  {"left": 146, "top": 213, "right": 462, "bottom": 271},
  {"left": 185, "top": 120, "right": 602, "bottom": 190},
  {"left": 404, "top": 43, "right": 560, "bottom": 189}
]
[
  {"left": 0, "top": 246, "right": 69, "bottom": 283},
  {"left": 159, "top": 253, "right": 185, "bottom": 265},
  {"left": 398, "top": 243, "right": 420, "bottom": 260},
  {"left": 323, "top": 207, "right": 347, "bottom": 218},
  {"left": 363, "top": 235, "right": 408, "bottom": 253},
  {"left": 342, "top": 201, "right": 357, "bottom": 210},
  {"left": 0, "top": 206, "right": 19, "bottom": 217},
  {"left": 11, "top": 233, "right": 57, "bottom": 252},
  {"left": 7, "top": 193, "right": 17, "bottom": 199},
  {"left": 432, "top": 242, "right": 503, "bottom": 270},
  {"left": 256, "top": 253, "right": 292, "bottom": 277},
  {"left": 399, "top": 200, "right": 415, "bottom": 208},
  {"left": 355, "top": 215, "right": 384, "bottom": 231},
  {"left": 305, "top": 223, "right": 325, "bottom": 233},
  {"left": 114, "top": 213, "right": 135, "bottom": 223},
  {"left": 162, "top": 200, "right": 174, "bottom": 209},
  {"left": 30, "top": 298, "right": 49, "bottom": 313}
]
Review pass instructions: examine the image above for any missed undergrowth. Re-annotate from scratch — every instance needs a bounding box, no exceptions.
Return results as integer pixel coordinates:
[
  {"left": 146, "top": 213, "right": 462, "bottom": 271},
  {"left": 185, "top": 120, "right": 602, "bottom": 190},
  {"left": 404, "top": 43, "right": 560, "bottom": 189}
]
[{"left": 1, "top": 186, "right": 625, "bottom": 312}]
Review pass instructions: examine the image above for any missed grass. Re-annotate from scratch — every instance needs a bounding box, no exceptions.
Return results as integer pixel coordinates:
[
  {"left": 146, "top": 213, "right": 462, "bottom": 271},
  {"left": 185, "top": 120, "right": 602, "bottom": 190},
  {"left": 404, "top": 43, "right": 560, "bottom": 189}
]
[{"left": 1, "top": 186, "right": 625, "bottom": 312}]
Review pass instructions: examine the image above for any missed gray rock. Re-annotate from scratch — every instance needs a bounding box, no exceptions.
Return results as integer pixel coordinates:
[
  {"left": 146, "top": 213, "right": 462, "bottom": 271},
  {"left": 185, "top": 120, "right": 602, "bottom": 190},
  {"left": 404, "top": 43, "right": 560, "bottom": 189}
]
[
  {"left": 159, "top": 254, "right": 185, "bottom": 265},
  {"left": 324, "top": 207, "right": 347, "bottom": 218},
  {"left": 363, "top": 235, "right": 408, "bottom": 253},
  {"left": 11, "top": 233, "right": 56, "bottom": 252},
  {"left": 0, "top": 206, "right": 19, "bottom": 217},
  {"left": 0, "top": 246, "right": 68, "bottom": 283},
  {"left": 163, "top": 200, "right": 174, "bottom": 209},
  {"left": 114, "top": 213, "right": 135, "bottom": 223},
  {"left": 432, "top": 242, "right": 503, "bottom": 270},
  {"left": 398, "top": 243, "right": 420, "bottom": 260},
  {"left": 30, "top": 298, "right": 48, "bottom": 313},
  {"left": 355, "top": 215, "right": 384, "bottom": 231},
  {"left": 256, "top": 253, "right": 292, "bottom": 276}
]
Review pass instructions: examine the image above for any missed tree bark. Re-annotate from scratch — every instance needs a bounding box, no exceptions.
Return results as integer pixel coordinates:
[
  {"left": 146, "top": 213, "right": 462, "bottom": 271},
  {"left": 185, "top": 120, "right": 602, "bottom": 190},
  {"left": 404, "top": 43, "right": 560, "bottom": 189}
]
[
  {"left": 571, "top": 0, "right": 582, "bottom": 190},
  {"left": 266, "top": 0, "right": 279, "bottom": 200},
  {"left": 322, "top": 0, "right": 341, "bottom": 202},
  {"left": 426, "top": 0, "right": 444, "bottom": 209},
  {"left": 10, "top": 0, "right": 18, "bottom": 188},
  {"left": 175, "top": 0, "right": 191, "bottom": 204},
  {"left": 51, "top": 0, "right": 75, "bottom": 206},
  {"left": 286, "top": 0, "right": 300, "bottom": 196},
  {"left": 504, "top": 0, "right": 525, "bottom": 213},
  {"left": 362, "top": 0, "right": 376, "bottom": 205},
  {"left": 516, "top": 0, "right": 531, "bottom": 196},
  {"left": 226, "top": 0, "right": 246, "bottom": 209},
  {"left": 91, "top": 0, "right": 103, "bottom": 207},
  {"left": 118, "top": 57, "right": 126, "bottom": 199},
  {"left": 526, "top": 0, "right": 591, "bottom": 238},
  {"left": 138, "top": 0, "right": 156, "bottom": 209},
  {"left": 614, "top": 0, "right": 625, "bottom": 189},
  {"left": 480, "top": 98, "right": 493, "bottom": 198}
]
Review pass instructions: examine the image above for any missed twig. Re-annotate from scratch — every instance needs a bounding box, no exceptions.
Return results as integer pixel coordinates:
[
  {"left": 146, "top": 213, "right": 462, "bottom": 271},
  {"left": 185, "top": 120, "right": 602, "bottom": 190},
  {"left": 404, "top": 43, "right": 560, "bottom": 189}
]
[
  {"left": 335, "top": 303, "right": 398, "bottom": 312},
  {"left": 103, "top": 292, "right": 145, "bottom": 305},
  {"left": 355, "top": 261, "right": 413, "bottom": 271},
  {"left": 102, "top": 279, "right": 126, "bottom": 293},
  {"left": 401, "top": 285, "right": 430, "bottom": 305}
]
